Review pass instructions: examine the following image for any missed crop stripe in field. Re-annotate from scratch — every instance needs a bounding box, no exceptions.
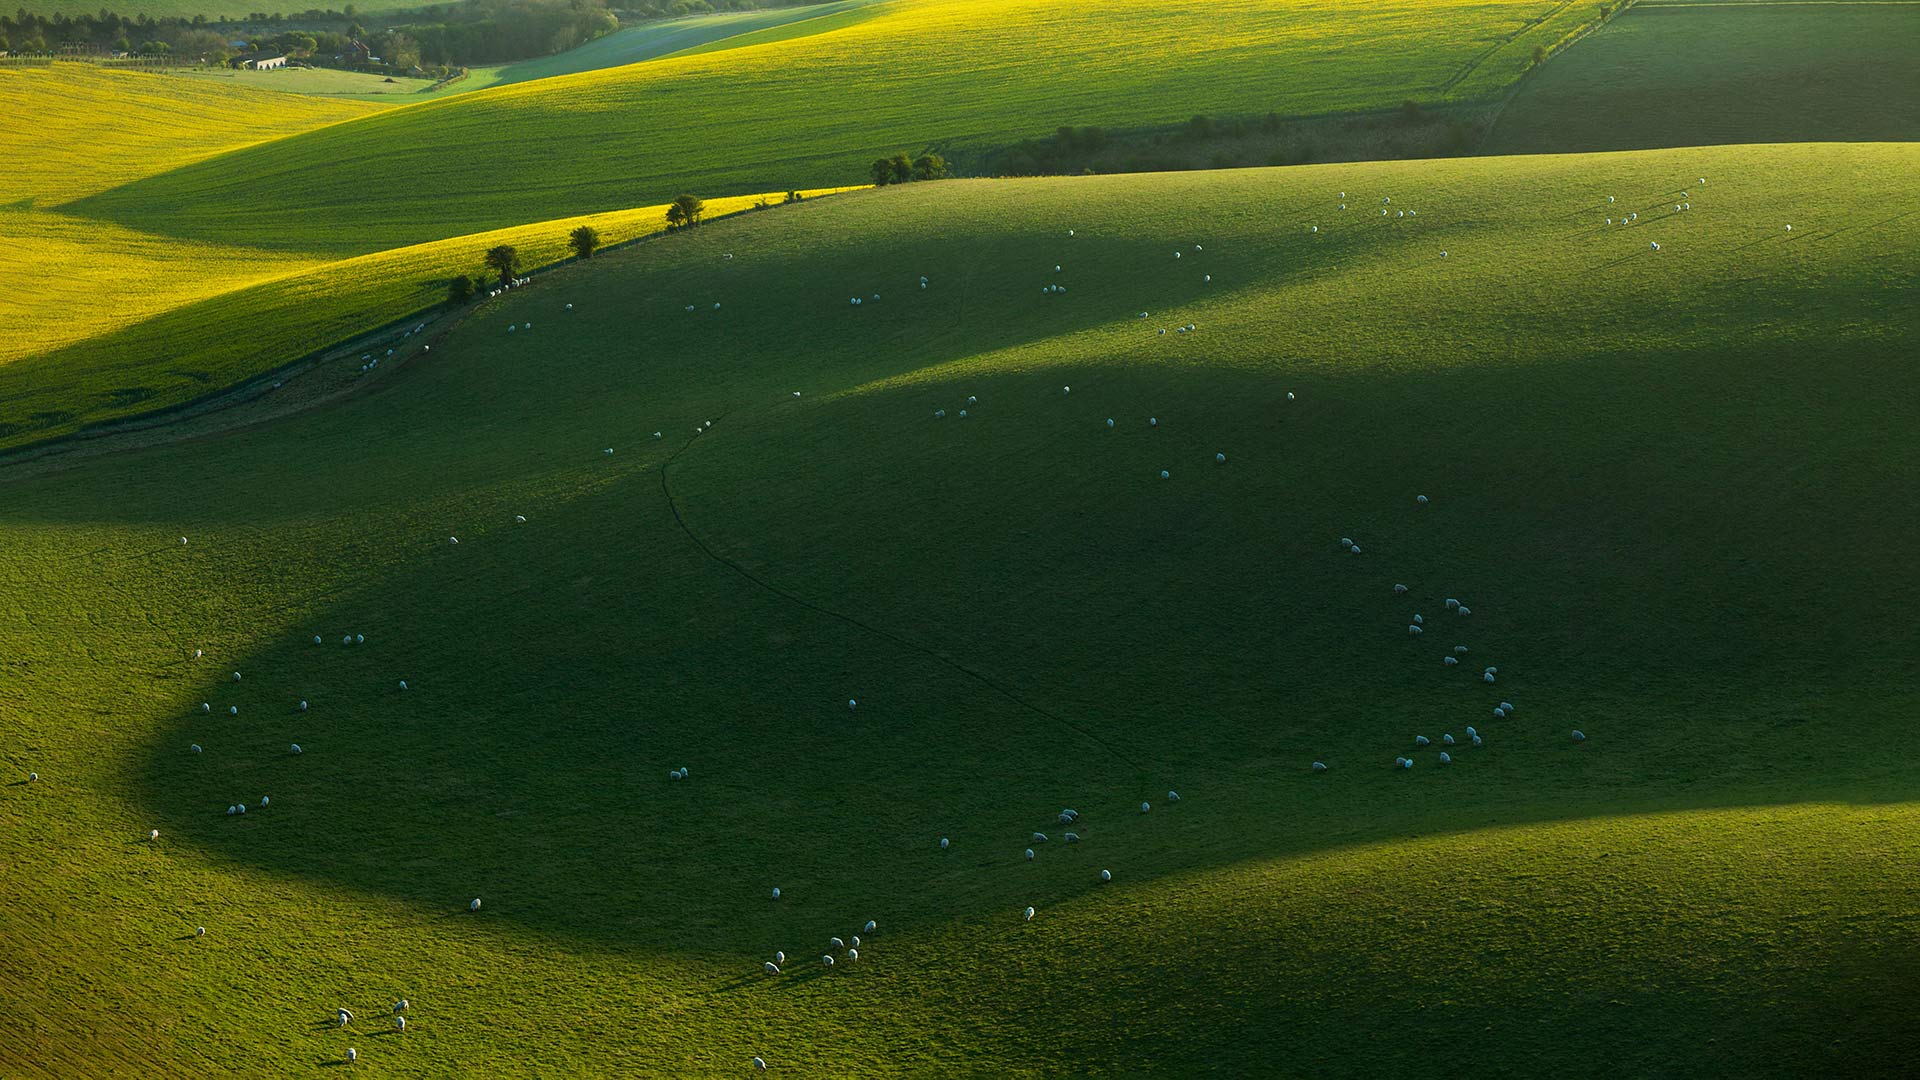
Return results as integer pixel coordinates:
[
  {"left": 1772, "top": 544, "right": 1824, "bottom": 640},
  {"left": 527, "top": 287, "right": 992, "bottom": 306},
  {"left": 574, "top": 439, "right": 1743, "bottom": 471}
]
[
  {"left": 1440, "top": 0, "right": 1581, "bottom": 95},
  {"left": 656, "top": 435, "right": 1147, "bottom": 775}
]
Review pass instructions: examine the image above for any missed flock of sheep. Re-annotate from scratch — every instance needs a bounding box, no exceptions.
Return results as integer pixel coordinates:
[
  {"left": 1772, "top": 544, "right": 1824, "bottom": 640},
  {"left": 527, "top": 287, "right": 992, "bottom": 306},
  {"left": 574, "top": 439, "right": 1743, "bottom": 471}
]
[{"left": 102, "top": 174, "right": 1723, "bottom": 1070}]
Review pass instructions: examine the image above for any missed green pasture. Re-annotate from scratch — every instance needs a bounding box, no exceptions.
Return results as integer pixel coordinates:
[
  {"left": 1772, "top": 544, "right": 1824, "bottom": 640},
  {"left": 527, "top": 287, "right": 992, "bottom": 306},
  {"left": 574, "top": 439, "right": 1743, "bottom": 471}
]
[
  {"left": 4, "top": 143, "right": 1918, "bottom": 1076},
  {"left": 1488, "top": 0, "right": 1920, "bottom": 153}
]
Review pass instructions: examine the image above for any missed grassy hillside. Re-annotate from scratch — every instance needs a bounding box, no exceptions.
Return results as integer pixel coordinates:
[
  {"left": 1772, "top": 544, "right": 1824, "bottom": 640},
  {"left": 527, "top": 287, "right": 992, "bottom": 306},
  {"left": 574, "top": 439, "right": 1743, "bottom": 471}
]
[
  {"left": 178, "top": 64, "right": 436, "bottom": 97},
  {"left": 393, "top": 0, "right": 890, "bottom": 102},
  {"left": 70, "top": 0, "right": 1608, "bottom": 253},
  {"left": 1488, "top": 0, "right": 1920, "bottom": 153},
  {"left": 4, "top": 143, "right": 1917, "bottom": 1076},
  {"left": 0, "top": 188, "right": 858, "bottom": 448},
  {"left": 0, "top": 62, "right": 386, "bottom": 205}
]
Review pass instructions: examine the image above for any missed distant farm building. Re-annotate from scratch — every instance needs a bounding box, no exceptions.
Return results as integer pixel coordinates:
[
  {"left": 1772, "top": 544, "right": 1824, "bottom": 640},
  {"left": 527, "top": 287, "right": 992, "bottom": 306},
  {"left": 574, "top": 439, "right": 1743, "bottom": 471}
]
[{"left": 233, "top": 53, "right": 287, "bottom": 70}]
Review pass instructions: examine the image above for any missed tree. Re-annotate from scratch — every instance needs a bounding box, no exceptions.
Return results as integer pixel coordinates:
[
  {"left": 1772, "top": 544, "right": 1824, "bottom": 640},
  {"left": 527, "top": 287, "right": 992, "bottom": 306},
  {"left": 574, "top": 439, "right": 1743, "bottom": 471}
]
[
  {"left": 869, "top": 157, "right": 894, "bottom": 186},
  {"left": 446, "top": 273, "right": 473, "bottom": 305},
  {"left": 665, "top": 203, "right": 685, "bottom": 229},
  {"left": 1531, "top": 44, "right": 1546, "bottom": 66},
  {"left": 889, "top": 153, "right": 913, "bottom": 185},
  {"left": 911, "top": 153, "right": 947, "bottom": 181},
  {"left": 484, "top": 244, "right": 518, "bottom": 286},
  {"left": 569, "top": 225, "right": 599, "bottom": 259},
  {"left": 670, "top": 193, "right": 704, "bottom": 228}
]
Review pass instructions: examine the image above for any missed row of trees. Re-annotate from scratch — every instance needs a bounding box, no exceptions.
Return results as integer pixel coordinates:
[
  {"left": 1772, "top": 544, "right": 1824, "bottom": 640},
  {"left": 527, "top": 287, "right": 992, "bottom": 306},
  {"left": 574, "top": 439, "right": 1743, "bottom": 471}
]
[
  {"left": 442, "top": 198, "right": 703, "bottom": 305},
  {"left": 868, "top": 152, "right": 947, "bottom": 186}
]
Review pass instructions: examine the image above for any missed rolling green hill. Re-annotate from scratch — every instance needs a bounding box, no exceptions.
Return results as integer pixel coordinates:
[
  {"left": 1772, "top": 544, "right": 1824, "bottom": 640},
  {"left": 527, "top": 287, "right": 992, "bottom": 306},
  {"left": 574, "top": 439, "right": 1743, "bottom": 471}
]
[
  {"left": 1487, "top": 0, "right": 1920, "bottom": 153},
  {"left": 4, "top": 142, "right": 1917, "bottom": 1076},
  {"left": 69, "top": 0, "right": 1610, "bottom": 253}
]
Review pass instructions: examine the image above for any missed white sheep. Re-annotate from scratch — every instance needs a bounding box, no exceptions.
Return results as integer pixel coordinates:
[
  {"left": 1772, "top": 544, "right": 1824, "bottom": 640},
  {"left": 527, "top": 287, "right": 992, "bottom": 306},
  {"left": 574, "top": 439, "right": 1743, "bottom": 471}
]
[
  {"left": 1442, "top": 734, "right": 1455, "bottom": 746},
  {"left": 1416, "top": 495, "right": 1429, "bottom": 505},
  {"left": 939, "top": 837, "right": 950, "bottom": 850},
  {"left": 1106, "top": 419, "right": 1115, "bottom": 428},
  {"left": 1100, "top": 869, "right": 1112, "bottom": 882},
  {"left": 1483, "top": 672, "right": 1496, "bottom": 684},
  {"left": 754, "top": 1058, "right": 768, "bottom": 1072},
  {"left": 1471, "top": 734, "right": 1483, "bottom": 747},
  {"left": 192, "top": 744, "right": 202, "bottom": 753},
  {"left": 1063, "top": 386, "right": 1071, "bottom": 395},
  {"left": 1400, "top": 758, "right": 1413, "bottom": 770},
  {"left": 449, "top": 537, "right": 458, "bottom": 545},
  {"left": 346, "top": 1049, "right": 357, "bottom": 1065},
  {"left": 1572, "top": 730, "right": 1587, "bottom": 741},
  {"left": 232, "top": 671, "right": 242, "bottom": 682},
  {"left": 764, "top": 961, "right": 779, "bottom": 975},
  {"left": 1167, "top": 790, "right": 1180, "bottom": 802},
  {"left": 1024, "top": 906, "right": 1036, "bottom": 921},
  {"left": 313, "top": 635, "right": 322, "bottom": 645},
  {"left": 1025, "top": 848, "right": 1035, "bottom": 860},
  {"left": 1311, "top": 761, "right": 1328, "bottom": 772},
  {"left": 1394, "top": 584, "right": 1408, "bottom": 595},
  {"left": 1149, "top": 417, "right": 1158, "bottom": 426},
  {"left": 229, "top": 706, "right": 238, "bottom": 716},
  {"left": 1140, "top": 801, "right": 1151, "bottom": 813},
  {"left": 260, "top": 796, "right": 268, "bottom": 807},
  {"left": 1414, "top": 735, "right": 1430, "bottom": 747},
  {"left": 399, "top": 680, "right": 408, "bottom": 691},
  {"left": 775, "top": 951, "right": 785, "bottom": 964},
  {"left": 1032, "top": 832, "right": 1048, "bottom": 843},
  {"left": 822, "top": 954, "right": 835, "bottom": 967},
  {"left": 1446, "top": 599, "right": 1459, "bottom": 610},
  {"left": 1493, "top": 707, "right": 1506, "bottom": 719},
  {"left": 1413, "top": 614, "right": 1424, "bottom": 625},
  {"left": 201, "top": 703, "right": 211, "bottom": 714},
  {"left": 1064, "top": 832, "right": 1080, "bottom": 843},
  {"left": 1160, "top": 471, "right": 1170, "bottom": 480},
  {"left": 1455, "top": 645, "right": 1469, "bottom": 654},
  {"left": 847, "top": 948, "right": 859, "bottom": 962},
  {"left": 299, "top": 700, "right": 308, "bottom": 712},
  {"left": 771, "top": 887, "right": 781, "bottom": 899},
  {"left": 291, "top": 744, "right": 302, "bottom": 754},
  {"left": 395, "top": 1000, "right": 409, "bottom": 1014},
  {"left": 1439, "top": 752, "right": 1452, "bottom": 764},
  {"left": 864, "top": 920, "right": 877, "bottom": 933},
  {"left": 1443, "top": 656, "right": 1458, "bottom": 666},
  {"left": 1500, "top": 702, "right": 1514, "bottom": 713},
  {"left": 1650, "top": 242, "right": 1660, "bottom": 251},
  {"left": 469, "top": 898, "right": 481, "bottom": 911},
  {"left": 1216, "top": 453, "right": 1226, "bottom": 463},
  {"left": 1409, "top": 625, "right": 1423, "bottom": 636},
  {"left": 196, "top": 927, "right": 205, "bottom": 937},
  {"left": 1457, "top": 606, "right": 1471, "bottom": 616}
]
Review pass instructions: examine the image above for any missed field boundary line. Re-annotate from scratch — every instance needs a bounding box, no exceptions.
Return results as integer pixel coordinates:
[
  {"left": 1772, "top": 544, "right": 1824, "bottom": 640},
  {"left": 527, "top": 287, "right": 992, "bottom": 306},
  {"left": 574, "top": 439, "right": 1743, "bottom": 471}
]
[{"left": 656, "top": 438, "right": 1147, "bottom": 774}]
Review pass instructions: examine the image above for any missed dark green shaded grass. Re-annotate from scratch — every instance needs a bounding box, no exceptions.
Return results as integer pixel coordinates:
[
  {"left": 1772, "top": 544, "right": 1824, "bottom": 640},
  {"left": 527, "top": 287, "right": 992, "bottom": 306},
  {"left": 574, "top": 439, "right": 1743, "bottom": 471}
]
[
  {"left": 3, "top": 146, "right": 1918, "bottom": 1075},
  {"left": 1487, "top": 2, "right": 1920, "bottom": 153}
]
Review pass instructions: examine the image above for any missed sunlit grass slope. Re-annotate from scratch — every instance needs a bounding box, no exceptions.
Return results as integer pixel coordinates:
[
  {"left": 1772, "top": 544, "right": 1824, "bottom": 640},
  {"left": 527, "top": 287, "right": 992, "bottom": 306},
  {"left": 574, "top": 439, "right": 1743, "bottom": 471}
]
[
  {"left": 0, "top": 188, "right": 857, "bottom": 448},
  {"left": 1488, "top": 0, "right": 1920, "bottom": 153},
  {"left": 0, "top": 62, "right": 387, "bottom": 205},
  {"left": 3, "top": 142, "right": 1917, "bottom": 1076},
  {"left": 71, "top": 0, "right": 1607, "bottom": 252},
  {"left": 396, "top": 0, "right": 890, "bottom": 102}
]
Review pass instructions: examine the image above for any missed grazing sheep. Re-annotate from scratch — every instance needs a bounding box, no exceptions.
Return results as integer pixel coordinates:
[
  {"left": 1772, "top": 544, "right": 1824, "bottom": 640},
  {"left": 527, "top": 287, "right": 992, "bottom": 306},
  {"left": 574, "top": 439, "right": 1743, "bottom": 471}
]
[
  {"left": 1785, "top": 225, "right": 1792, "bottom": 232},
  {"left": 1500, "top": 702, "right": 1514, "bottom": 713},
  {"left": 775, "top": 952, "right": 785, "bottom": 964},
  {"left": 1650, "top": 242, "right": 1660, "bottom": 251},
  {"left": 1417, "top": 495, "right": 1429, "bottom": 505},
  {"left": 1024, "top": 906, "right": 1036, "bottom": 921},
  {"left": 1443, "top": 656, "right": 1458, "bottom": 666},
  {"left": 1439, "top": 752, "right": 1452, "bottom": 764},
  {"left": 237, "top": 803, "right": 246, "bottom": 814},
  {"left": 1442, "top": 734, "right": 1456, "bottom": 746},
  {"left": 196, "top": 927, "right": 205, "bottom": 937},
  {"left": 1140, "top": 801, "right": 1151, "bottom": 813},
  {"left": 1160, "top": 471, "right": 1170, "bottom": 480},
  {"left": 1457, "top": 607, "right": 1471, "bottom": 617},
  {"left": 1106, "top": 418, "right": 1115, "bottom": 428},
  {"left": 968, "top": 396, "right": 978, "bottom": 405},
  {"left": 395, "top": 1017, "right": 406, "bottom": 1033},
  {"left": 1465, "top": 726, "right": 1477, "bottom": 737},
  {"left": 1341, "top": 537, "right": 1354, "bottom": 549},
  {"left": 864, "top": 920, "right": 877, "bottom": 933},
  {"left": 764, "top": 961, "right": 779, "bottom": 975},
  {"left": 1483, "top": 672, "right": 1496, "bottom": 684},
  {"left": 1215, "top": 451, "right": 1227, "bottom": 463},
  {"left": 1471, "top": 734, "right": 1483, "bottom": 747},
  {"left": 771, "top": 887, "right": 781, "bottom": 899},
  {"left": 1409, "top": 625, "right": 1423, "bottom": 637},
  {"left": 338, "top": 1009, "right": 353, "bottom": 1027},
  {"left": 754, "top": 1058, "right": 768, "bottom": 1072},
  {"left": 1063, "top": 386, "right": 1071, "bottom": 395},
  {"left": 1100, "top": 869, "right": 1112, "bottom": 882},
  {"left": 1394, "top": 757, "right": 1408, "bottom": 768},
  {"left": 228, "top": 805, "right": 236, "bottom": 815},
  {"left": 229, "top": 706, "right": 238, "bottom": 716},
  {"left": 1400, "top": 758, "right": 1413, "bottom": 770},
  {"left": 1445, "top": 599, "right": 1459, "bottom": 610},
  {"left": 822, "top": 955, "right": 835, "bottom": 967},
  {"left": 469, "top": 898, "right": 481, "bottom": 911},
  {"left": 232, "top": 671, "right": 242, "bottom": 683},
  {"left": 1394, "top": 584, "right": 1409, "bottom": 595},
  {"left": 298, "top": 700, "right": 308, "bottom": 712},
  {"left": 1025, "top": 848, "right": 1035, "bottom": 861},
  {"left": 1455, "top": 645, "right": 1468, "bottom": 654},
  {"left": 1168, "top": 791, "right": 1180, "bottom": 802},
  {"left": 1493, "top": 707, "right": 1506, "bottom": 719},
  {"left": 291, "top": 744, "right": 302, "bottom": 754},
  {"left": 1413, "top": 614, "right": 1424, "bottom": 625},
  {"left": 192, "top": 744, "right": 203, "bottom": 753},
  {"left": 1572, "top": 730, "right": 1587, "bottom": 741},
  {"left": 27, "top": 772, "right": 37, "bottom": 782},
  {"left": 343, "top": 635, "right": 353, "bottom": 646},
  {"left": 1033, "top": 832, "right": 1049, "bottom": 843},
  {"left": 940, "top": 837, "right": 950, "bottom": 850},
  {"left": 260, "top": 796, "right": 268, "bottom": 807},
  {"left": 1311, "top": 760, "right": 1328, "bottom": 772},
  {"left": 847, "top": 948, "right": 858, "bottom": 962},
  {"left": 449, "top": 537, "right": 458, "bottom": 545},
  {"left": 313, "top": 635, "right": 322, "bottom": 645},
  {"left": 201, "top": 703, "right": 211, "bottom": 714},
  {"left": 1415, "top": 736, "right": 1430, "bottom": 747},
  {"left": 1064, "top": 832, "right": 1080, "bottom": 843}
]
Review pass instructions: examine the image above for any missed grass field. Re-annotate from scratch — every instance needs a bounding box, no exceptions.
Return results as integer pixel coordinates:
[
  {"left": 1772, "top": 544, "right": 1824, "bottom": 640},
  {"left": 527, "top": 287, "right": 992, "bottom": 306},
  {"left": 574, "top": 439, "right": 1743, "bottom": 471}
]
[
  {"left": 0, "top": 188, "right": 858, "bottom": 448},
  {"left": 69, "top": 0, "right": 1610, "bottom": 253},
  {"left": 1488, "top": 0, "right": 1920, "bottom": 153},
  {"left": 385, "top": 0, "right": 890, "bottom": 103},
  {"left": 178, "top": 64, "right": 435, "bottom": 96},
  {"left": 3, "top": 143, "right": 1917, "bottom": 1076}
]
